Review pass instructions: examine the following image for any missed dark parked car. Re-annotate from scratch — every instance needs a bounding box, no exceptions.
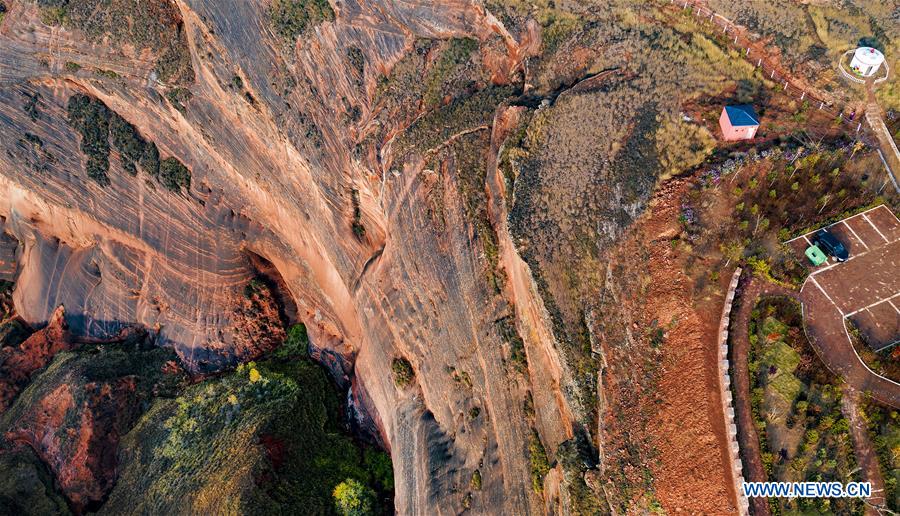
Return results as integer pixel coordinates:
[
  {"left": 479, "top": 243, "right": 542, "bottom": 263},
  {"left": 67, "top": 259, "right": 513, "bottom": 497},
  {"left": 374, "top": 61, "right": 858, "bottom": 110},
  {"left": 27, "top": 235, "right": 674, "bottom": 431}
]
[{"left": 813, "top": 230, "right": 849, "bottom": 261}]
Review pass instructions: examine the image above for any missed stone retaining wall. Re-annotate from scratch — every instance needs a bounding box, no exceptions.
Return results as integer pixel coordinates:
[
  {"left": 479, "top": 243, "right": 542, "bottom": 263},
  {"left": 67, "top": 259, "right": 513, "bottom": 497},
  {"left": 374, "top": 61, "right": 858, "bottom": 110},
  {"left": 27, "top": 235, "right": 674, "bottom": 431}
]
[{"left": 718, "top": 268, "right": 749, "bottom": 515}]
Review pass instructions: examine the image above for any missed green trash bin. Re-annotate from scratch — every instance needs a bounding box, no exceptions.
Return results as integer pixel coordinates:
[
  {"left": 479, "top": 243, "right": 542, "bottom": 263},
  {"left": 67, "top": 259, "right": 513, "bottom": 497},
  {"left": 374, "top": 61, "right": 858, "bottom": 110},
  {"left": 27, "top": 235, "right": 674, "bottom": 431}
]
[{"left": 805, "top": 245, "right": 827, "bottom": 266}]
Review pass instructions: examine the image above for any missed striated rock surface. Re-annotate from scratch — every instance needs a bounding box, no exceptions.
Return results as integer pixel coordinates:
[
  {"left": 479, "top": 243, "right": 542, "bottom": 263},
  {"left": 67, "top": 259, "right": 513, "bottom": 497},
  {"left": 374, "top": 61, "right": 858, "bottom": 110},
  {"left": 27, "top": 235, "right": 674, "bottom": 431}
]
[
  {"left": 0, "top": 1, "right": 558, "bottom": 512},
  {"left": 0, "top": 0, "right": 793, "bottom": 512}
]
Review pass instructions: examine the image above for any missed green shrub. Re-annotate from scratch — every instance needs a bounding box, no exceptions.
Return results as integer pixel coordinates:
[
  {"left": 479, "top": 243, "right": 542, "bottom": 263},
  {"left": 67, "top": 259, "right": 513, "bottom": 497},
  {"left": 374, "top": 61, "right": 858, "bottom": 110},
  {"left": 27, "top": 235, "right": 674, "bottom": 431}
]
[
  {"left": 67, "top": 93, "right": 111, "bottom": 186},
  {"left": 528, "top": 429, "right": 551, "bottom": 493},
  {"left": 391, "top": 357, "right": 414, "bottom": 388},
  {"left": 159, "top": 157, "right": 191, "bottom": 193},
  {"left": 166, "top": 87, "right": 193, "bottom": 113},
  {"left": 22, "top": 91, "right": 41, "bottom": 121},
  {"left": 269, "top": 0, "right": 334, "bottom": 42},
  {"left": 39, "top": 6, "right": 66, "bottom": 26},
  {"left": 333, "top": 478, "right": 375, "bottom": 516},
  {"left": 274, "top": 323, "right": 310, "bottom": 359},
  {"left": 351, "top": 189, "right": 366, "bottom": 238},
  {"left": 37, "top": 0, "right": 193, "bottom": 86},
  {"left": 363, "top": 448, "right": 394, "bottom": 492},
  {"left": 104, "top": 354, "right": 391, "bottom": 514},
  {"left": 140, "top": 142, "right": 160, "bottom": 176},
  {"left": 67, "top": 93, "right": 181, "bottom": 185},
  {"left": 109, "top": 112, "right": 149, "bottom": 168},
  {"left": 470, "top": 469, "right": 482, "bottom": 490},
  {"left": 346, "top": 47, "right": 365, "bottom": 77}
]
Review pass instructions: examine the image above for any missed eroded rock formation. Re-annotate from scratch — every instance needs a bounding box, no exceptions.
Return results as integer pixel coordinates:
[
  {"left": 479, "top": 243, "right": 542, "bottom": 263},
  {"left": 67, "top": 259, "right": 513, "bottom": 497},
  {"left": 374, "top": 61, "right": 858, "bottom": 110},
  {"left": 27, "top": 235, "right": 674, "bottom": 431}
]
[
  {"left": 0, "top": 306, "right": 71, "bottom": 411},
  {"left": 0, "top": 0, "right": 735, "bottom": 512}
]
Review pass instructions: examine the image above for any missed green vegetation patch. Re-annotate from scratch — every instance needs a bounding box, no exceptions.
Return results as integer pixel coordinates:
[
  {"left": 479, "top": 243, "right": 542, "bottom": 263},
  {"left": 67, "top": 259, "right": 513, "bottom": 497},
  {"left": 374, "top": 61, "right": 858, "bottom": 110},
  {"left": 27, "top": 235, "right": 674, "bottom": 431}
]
[
  {"left": 0, "top": 279, "right": 18, "bottom": 323},
  {"left": 21, "top": 91, "right": 41, "bottom": 121},
  {"left": 747, "top": 297, "right": 862, "bottom": 514},
  {"left": 391, "top": 357, "right": 414, "bottom": 389},
  {"left": 684, "top": 142, "right": 884, "bottom": 290},
  {"left": 350, "top": 189, "right": 366, "bottom": 239},
  {"left": 66, "top": 93, "right": 189, "bottom": 191},
  {"left": 35, "top": 0, "right": 193, "bottom": 85},
  {"left": 0, "top": 447, "right": 71, "bottom": 516},
  {"left": 393, "top": 86, "right": 514, "bottom": 160},
  {"left": 497, "top": 315, "right": 527, "bottom": 374},
  {"left": 0, "top": 319, "right": 31, "bottom": 349},
  {"left": 557, "top": 434, "right": 607, "bottom": 514},
  {"left": 860, "top": 396, "right": 899, "bottom": 512},
  {"left": 159, "top": 157, "right": 191, "bottom": 193},
  {"left": 528, "top": 429, "right": 550, "bottom": 493},
  {"left": 103, "top": 354, "right": 391, "bottom": 515},
  {"left": 1, "top": 342, "right": 187, "bottom": 433},
  {"left": 67, "top": 93, "right": 112, "bottom": 185},
  {"left": 269, "top": 0, "right": 334, "bottom": 42},
  {"left": 165, "top": 87, "right": 193, "bottom": 114},
  {"left": 272, "top": 323, "right": 309, "bottom": 360},
  {"left": 422, "top": 38, "right": 481, "bottom": 107},
  {"left": 333, "top": 478, "right": 376, "bottom": 516}
]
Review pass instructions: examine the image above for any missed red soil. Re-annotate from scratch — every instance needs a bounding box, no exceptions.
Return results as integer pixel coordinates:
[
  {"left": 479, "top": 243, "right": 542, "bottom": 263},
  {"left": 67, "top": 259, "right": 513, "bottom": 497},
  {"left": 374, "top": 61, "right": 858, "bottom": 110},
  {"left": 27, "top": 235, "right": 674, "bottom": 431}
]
[{"left": 600, "top": 179, "right": 737, "bottom": 513}]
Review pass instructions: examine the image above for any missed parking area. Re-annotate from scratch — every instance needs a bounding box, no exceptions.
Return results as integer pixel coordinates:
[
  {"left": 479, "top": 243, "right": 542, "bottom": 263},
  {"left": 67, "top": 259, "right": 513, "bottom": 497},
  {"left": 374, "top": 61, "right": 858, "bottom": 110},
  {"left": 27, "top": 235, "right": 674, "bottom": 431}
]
[
  {"left": 786, "top": 204, "right": 900, "bottom": 270},
  {"left": 788, "top": 205, "right": 900, "bottom": 351}
]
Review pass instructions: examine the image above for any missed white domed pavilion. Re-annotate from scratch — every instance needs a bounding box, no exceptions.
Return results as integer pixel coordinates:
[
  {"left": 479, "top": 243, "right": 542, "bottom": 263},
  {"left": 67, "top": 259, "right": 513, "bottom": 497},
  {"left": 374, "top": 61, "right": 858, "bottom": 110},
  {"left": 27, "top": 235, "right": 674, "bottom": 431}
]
[{"left": 849, "top": 47, "right": 885, "bottom": 77}]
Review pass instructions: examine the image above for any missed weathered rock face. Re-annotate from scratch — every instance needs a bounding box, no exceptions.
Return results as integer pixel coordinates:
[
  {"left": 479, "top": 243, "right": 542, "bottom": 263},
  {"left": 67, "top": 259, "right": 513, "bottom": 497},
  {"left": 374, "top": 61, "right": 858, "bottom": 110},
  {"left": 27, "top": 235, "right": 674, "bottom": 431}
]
[
  {"left": 0, "top": 306, "right": 70, "bottom": 412},
  {"left": 0, "top": 0, "right": 657, "bottom": 512},
  {"left": 0, "top": 337, "right": 187, "bottom": 512}
]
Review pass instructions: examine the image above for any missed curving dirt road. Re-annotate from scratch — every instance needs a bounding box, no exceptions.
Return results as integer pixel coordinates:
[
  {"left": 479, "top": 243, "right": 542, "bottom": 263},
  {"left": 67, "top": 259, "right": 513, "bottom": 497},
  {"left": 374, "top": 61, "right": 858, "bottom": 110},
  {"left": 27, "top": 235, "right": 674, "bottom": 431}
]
[{"left": 841, "top": 386, "right": 888, "bottom": 514}]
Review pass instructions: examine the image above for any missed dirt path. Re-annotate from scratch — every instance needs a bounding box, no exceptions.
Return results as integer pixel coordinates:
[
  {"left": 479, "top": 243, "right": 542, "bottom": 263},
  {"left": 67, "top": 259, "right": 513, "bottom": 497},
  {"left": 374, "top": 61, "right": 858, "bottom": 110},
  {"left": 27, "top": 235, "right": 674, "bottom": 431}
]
[
  {"left": 864, "top": 83, "right": 900, "bottom": 193},
  {"left": 729, "top": 275, "right": 796, "bottom": 516},
  {"left": 841, "top": 386, "right": 888, "bottom": 514}
]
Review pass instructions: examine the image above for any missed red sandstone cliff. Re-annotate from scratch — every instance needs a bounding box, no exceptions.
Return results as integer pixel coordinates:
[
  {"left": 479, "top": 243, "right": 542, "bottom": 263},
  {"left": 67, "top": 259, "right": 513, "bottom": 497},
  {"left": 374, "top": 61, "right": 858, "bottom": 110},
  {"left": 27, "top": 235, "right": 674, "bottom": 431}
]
[{"left": 0, "top": 0, "right": 571, "bottom": 513}]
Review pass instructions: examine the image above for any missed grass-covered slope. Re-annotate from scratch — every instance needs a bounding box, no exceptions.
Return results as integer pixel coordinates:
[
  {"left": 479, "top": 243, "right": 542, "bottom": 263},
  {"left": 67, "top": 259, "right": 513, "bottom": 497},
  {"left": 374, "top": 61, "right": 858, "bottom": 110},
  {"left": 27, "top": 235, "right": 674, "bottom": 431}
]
[{"left": 101, "top": 340, "right": 392, "bottom": 515}]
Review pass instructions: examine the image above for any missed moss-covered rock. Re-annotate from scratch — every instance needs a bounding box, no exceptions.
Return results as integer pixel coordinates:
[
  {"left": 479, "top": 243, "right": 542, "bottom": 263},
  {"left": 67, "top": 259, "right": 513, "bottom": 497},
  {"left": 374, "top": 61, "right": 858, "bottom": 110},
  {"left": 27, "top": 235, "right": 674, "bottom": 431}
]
[
  {"left": 0, "top": 336, "right": 186, "bottom": 511},
  {"left": 102, "top": 355, "right": 391, "bottom": 514},
  {"left": 0, "top": 447, "right": 71, "bottom": 516}
]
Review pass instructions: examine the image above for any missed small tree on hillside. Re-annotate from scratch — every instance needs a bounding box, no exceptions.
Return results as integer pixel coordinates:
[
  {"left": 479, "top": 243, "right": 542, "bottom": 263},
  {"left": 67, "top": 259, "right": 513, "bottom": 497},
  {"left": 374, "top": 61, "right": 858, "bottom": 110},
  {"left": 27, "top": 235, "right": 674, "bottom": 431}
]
[{"left": 333, "top": 478, "right": 375, "bottom": 516}]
